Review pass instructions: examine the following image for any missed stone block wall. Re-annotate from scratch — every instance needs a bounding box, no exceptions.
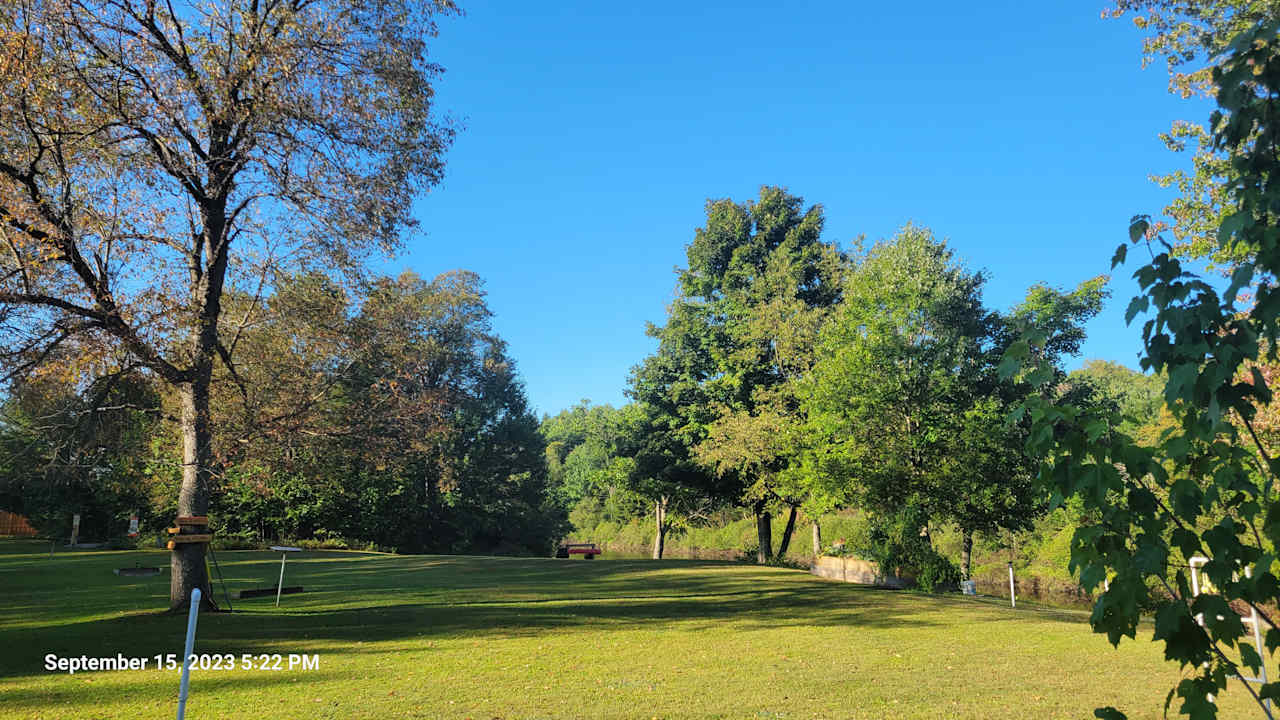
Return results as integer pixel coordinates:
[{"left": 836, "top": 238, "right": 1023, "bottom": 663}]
[{"left": 810, "top": 555, "right": 911, "bottom": 588}]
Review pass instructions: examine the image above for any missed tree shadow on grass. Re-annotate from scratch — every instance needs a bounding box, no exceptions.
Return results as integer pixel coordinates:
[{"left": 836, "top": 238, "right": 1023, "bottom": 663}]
[
  {"left": 0, "top": 667, "right": 349, "bottom": 713},
  {"left": 0, "top": 579, "right": 1089, "bottom": 681}
]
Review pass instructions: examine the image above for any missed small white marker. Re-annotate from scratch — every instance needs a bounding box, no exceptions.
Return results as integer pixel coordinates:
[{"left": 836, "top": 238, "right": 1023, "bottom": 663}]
[{"left": 270, "top": 546, "right": 302, "bottom": 607}]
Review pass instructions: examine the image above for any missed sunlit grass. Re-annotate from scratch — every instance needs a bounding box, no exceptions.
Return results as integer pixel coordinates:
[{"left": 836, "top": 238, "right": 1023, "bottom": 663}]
[{"left": 0, "top": 539, "right": 1252, "bottom": 719}]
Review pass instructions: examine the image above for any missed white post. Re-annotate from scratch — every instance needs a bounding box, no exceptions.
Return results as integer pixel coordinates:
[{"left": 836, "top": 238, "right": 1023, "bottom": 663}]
[
  {"left": 1008, "top": 561, "right": 1016, "bottom": 608},
  {"left": 176, "top": 587, "right": 201, "bottom": 720},
  {"left": 1189, "top": 556, "right": 1209, "bottom": 627},
  {"left": 276, "top": 553, "right": 287, "bottom": 607}
]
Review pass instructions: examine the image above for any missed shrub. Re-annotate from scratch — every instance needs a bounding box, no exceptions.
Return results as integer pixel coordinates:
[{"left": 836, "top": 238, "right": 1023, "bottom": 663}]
[
  {"left": 850, "top": 504, "right": 959, "bottom": 592},
  {"left": 913, "top": 552, "right": 961, "bottom": 592}
]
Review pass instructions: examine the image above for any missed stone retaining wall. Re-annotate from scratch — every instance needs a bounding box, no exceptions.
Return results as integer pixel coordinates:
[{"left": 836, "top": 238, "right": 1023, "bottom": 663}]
[{"left": 810, "top": 555, "right": 911, "bottom": 588}]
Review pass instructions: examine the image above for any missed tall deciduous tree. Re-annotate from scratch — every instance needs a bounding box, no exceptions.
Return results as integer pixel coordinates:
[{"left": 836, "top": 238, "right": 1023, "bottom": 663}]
[
  {"left": 629, "top": 186, "right": 844, "bottom": 563},
  {"left": 0, "top": 0, "right": 456, "bottom": 610},
  {"left": 617, "top": 402, "right": 718, "bottom": 559},
  {"left": 801, "top": 227, "right": 1105, "bottom": 578},
  {"left": 801, "top": 226, "right": 991, "bottom": 522}
]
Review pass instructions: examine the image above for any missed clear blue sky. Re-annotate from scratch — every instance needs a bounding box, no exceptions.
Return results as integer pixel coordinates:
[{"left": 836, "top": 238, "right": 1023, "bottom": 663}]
[{"left": 382, "top": 1, "right": 1215, "bottom": 418}]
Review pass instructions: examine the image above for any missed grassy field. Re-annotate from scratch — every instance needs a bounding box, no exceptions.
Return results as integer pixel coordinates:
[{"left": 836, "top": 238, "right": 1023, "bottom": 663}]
[{"left": 0, "top": 540, "right": 1254, "bottom": 719}]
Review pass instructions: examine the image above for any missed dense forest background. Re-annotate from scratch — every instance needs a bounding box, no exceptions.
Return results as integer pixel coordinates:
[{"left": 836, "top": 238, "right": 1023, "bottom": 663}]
[
  {"left": 0, "top": 270, "right": 564, "bottom": 556},
  {"left": 0, "top": 188, "right": 1174, "bottom": 604}
]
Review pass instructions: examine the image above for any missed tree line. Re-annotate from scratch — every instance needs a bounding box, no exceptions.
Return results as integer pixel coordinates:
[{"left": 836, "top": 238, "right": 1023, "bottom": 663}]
[
  {"left": 541, "top": 188, "right": 1112, "bottom": 586},
  {"left": 6, "top": 3, "right": 1280, "bottom": 715},
  {"left": 0, "top": 270, "right": 563, "bottom": 555}
]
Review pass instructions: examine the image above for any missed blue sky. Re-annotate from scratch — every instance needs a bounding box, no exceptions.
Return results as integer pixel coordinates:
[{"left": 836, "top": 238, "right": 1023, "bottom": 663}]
[{"left": 381, "top": 1, "right": 1216, "bottom": 418}]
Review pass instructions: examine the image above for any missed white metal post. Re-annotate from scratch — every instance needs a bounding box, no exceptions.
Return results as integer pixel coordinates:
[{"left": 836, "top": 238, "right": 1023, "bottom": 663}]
[
  {"left": 275, "top": 553, "right": 287, "bottom": 607},
  {"left": 176, "top": 587, "right": 201, "bottom": 720},
  {"left": 268, "top": 546, "right": 301, "bottom": 607},
  {"left": 1190, "top": 556, "right": 1208, "bottom": 627},
  {"left": 1189, "top": 555, "right": 1272, "bottom": 716},
  {"left": 1008, "top": 561, "right": 1016, "bottom": 608}
]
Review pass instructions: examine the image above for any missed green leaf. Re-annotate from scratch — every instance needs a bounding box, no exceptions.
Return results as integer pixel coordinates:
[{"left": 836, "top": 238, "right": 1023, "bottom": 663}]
[
  {"left": 1026, "top": 364, "right": 1054, "bottom": 387},
  {"left": 1007, "top": 404, "right": 1026, "bottom": 424},
  {"left": 1128, "top": 217, "right": 1149, "bottom": 244},
  {"left": 1217, "top": 211, "right": 1247, "bottom": 246},
  {"left": 1024, "top": 328, "right": 1049, "bottom": 347},
  {"left": 997, "top": 353, "right": 1022, "bottom": 380},
  {"left": 1171, "top": 528, "right": 1202, "bottom": 558},
  {"left": 1134, "top": 538, "right": 1168, "bottom": 575},
  {"left": 1225, "top": 263, "right": 1254, "bottom": 306},
  {"left": 1166, "top": 364, "right": 1199, "bottom": 405},
  {"left": 1047, "top": 489, "right": 1064, "bottom": 510},
  {"left": 1175, "top": 676, "right": 1219, "bottom": 720},
  {"left": 1136, "top": 265, "right": 1158, "bottom": 289},
  {"left": 1240, "top": 642, "right": 1263, "bottom": 675},
  {"left": 1128, "top": 487, "right": 1157, "bottom": 515},
  {"left": 1125, "top": 296, "right": 1150, "bottom": 325},
  {"left": 1264, "top": 503, "right": 1280, "bottom": 547},
  {"left": 1111, "top": 243, "right": 1128, "bottom": 269},
  {"left": 1153, "top": 602, "right": 1206, "bottom": 660}
]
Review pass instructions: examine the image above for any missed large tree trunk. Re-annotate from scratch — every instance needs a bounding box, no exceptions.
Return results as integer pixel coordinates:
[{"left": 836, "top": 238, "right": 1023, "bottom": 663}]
[
  {"left": 754, "top": 500, "right": 772, "bottom": 564},
  {"left": 961, "top": 529, "right": 973, "bottom": 580},
  {"left": 775, "top": 504, "right": 798, "bottom": 560},
  {"left": 811, "top": 519, "right": 822, "bottom": 557},
  {"left": 652, "top": 497, "right": 667, "bottom": 559},
  {"left": 170, "top": 377, "right": 218, "bottom": 613}
]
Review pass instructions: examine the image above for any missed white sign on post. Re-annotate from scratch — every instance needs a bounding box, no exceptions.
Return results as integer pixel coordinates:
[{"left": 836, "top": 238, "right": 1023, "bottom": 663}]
[
  {"left": 127, "top": 513, "right": 139, "bottom": 538},
  {"left": 70, "top": 514, "right": 80, "bottom": 546},
  {"left": 269, "top": 546, "right": 301, "bottom": 607}
]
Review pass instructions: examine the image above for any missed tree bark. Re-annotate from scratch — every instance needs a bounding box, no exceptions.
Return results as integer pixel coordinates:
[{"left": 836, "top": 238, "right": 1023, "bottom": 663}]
[
  {"left": 652, "top": 497, "right": 667, "bottom": 559},
  {"left": 811, "top": 519, "right": 822, "bottom": 558},
  {"left": 754, "top": 499, "right": 772, "bottom": 564},
  {"left": 775, "top": 504, "right": 798, "bottom": 560},
  {"left": 169, "top": 376, "right": 217, "bottom": 613},
  {"left": 962, "top": 529, "right": 973, "bottom": 581}
]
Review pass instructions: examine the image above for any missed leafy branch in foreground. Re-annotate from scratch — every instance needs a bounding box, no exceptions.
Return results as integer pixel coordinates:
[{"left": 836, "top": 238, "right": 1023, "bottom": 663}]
[{"left": 1004, "top": 19, "right": 1280, "bottom": 720}]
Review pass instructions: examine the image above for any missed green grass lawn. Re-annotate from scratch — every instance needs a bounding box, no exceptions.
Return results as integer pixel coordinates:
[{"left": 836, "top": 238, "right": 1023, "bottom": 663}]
[{"left": 0, "top": 539, "right": 1254, "bottom": 719}]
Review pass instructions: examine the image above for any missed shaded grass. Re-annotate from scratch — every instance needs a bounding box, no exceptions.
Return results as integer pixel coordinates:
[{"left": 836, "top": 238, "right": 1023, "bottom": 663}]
[{"left": 0, "top": 539, "right": 1251, "bottom": 719}]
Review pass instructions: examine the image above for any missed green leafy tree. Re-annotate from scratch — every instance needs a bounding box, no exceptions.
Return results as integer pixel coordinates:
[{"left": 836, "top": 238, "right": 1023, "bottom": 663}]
[
  {"left": 1005, "top": 19, "right": 1280, "bottom": 718},
  {"left": 0, "top": 0, "right": 458, "bottom": 610},
  {"left": 803, "top": 227, "right": 1104, "bottom": 580},
  {"left": 800, "top": 226, "right": 991, "bottom": 536},
  {"left": 195, "top": 270, "right": 562, "bottom": 555},
  {"left": 1069, "top": 359, "right": 1166, "bottom": 434},
  {"left": 542, "top": 401, "right": 626, "bottom": 511},
  {"left": 629, "top": 186, "right": 844, "bottom": 563},
  {"left": 0, "top": 369, "right": 161, "bottom": 541}
]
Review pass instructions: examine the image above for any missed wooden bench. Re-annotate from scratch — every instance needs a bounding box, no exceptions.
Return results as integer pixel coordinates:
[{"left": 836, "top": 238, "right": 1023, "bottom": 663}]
[{"left": 556, "top": 542, "right": 602, "bottom": 559}]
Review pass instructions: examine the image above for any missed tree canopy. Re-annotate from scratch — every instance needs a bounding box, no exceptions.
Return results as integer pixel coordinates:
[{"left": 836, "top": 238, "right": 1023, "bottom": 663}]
[
  {"left": 0, "top": 0, "right": 457, "bottom": 610},
  {"left": 629, "top": 185, "right": 845, "bottom": 562}
]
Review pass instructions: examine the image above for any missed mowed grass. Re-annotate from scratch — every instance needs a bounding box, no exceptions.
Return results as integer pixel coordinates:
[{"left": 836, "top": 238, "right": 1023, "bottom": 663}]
[{"left": 0, "top": 540, "right": 1252, "bottom": 719}]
